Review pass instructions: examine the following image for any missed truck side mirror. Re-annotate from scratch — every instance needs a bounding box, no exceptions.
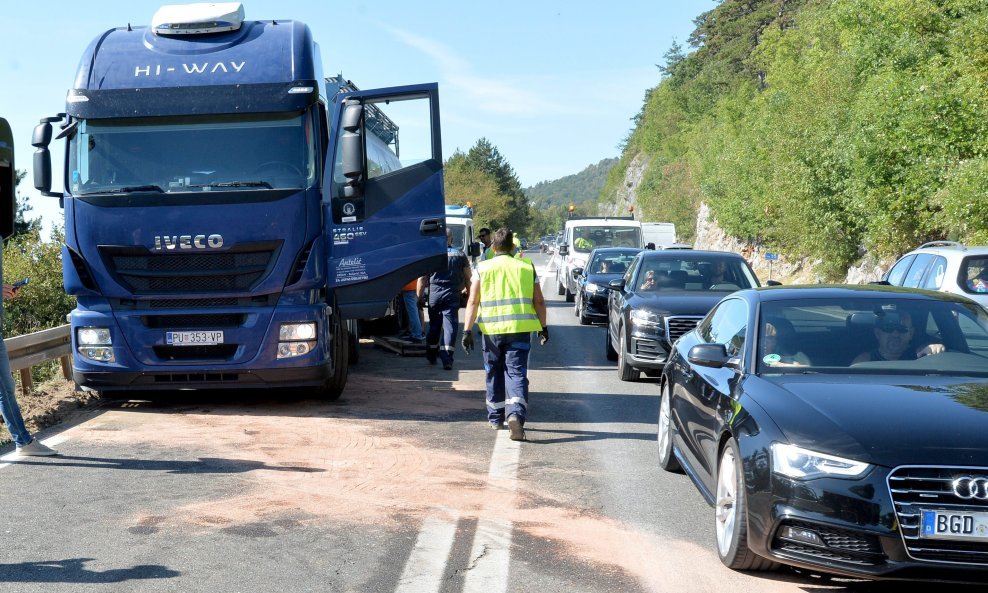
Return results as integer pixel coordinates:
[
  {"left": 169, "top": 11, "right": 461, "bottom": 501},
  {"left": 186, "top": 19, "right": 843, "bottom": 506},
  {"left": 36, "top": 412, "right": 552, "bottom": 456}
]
[
  {"left": 0, "top": 117, "right": 14, "bottom": 240},
  {"left": 468, "top": 242, "right": 481, "bottom": 258},
  {"left": 340, "top": 101, "right": 365, "bottom": 190},
  {"left": 32, "top": 118, "right": 63, "bottom": 198},
  {"left": 558, "top": 244, "right": 569, "bottom": 256}
]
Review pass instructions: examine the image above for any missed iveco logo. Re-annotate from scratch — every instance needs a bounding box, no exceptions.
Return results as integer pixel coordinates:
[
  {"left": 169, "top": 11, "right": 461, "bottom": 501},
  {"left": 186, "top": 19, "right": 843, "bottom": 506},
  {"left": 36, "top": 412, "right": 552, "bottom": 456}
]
[
  {"left": 951, "top": 476, "right": 988, "bottom": 500},
  {"left": 153, "top": 235, "right": 224, "bottom": 251}
]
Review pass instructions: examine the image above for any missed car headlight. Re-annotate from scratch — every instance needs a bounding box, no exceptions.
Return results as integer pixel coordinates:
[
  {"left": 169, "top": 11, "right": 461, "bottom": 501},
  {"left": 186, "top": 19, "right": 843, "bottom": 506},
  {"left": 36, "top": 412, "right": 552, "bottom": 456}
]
[
  {"left": 631, "top": 309, "right": 663, "bottom": 328},
  {"left": 585, "top": 282, "right": 600, "bottom": 293},
  {"left": 771, "top": 443, "right": 871, "bottom": 479}
]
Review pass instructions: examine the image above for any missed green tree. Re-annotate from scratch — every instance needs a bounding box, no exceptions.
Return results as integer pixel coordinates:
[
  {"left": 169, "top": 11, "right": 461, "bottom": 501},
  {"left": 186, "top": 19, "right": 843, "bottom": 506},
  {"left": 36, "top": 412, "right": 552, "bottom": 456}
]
[
  {"left": 464, "top": 139, "right": 530, "bottom": 232},
  {"left": 444, "top": 151, "right": 512, "bottom": 230}
]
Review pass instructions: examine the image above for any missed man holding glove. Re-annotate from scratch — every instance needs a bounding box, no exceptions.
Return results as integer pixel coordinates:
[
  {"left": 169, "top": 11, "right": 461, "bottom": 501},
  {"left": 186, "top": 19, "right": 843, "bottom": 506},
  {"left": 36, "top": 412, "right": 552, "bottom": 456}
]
[{"left": 462, "top": 228, "right": 547, "bottom": 441}]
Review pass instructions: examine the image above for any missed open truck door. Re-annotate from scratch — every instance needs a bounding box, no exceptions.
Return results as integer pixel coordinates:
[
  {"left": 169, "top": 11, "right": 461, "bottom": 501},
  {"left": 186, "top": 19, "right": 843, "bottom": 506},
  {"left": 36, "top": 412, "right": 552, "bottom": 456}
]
[
  {"left": 0, "top": 117, "right": 15, "bottom": 240},
  {"left": 325, "top": 83, "right": 446, "bottom": 319}
]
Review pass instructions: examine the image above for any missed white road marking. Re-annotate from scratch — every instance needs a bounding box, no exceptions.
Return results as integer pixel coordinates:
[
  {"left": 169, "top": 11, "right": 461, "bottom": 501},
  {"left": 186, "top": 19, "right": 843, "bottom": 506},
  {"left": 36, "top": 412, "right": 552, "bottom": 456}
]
[
  {"left": 462, "top": 433, "right": 521, "bottom": 593},
  {"left": 395, "top": 509, "right": 461, "bottom": 593}
]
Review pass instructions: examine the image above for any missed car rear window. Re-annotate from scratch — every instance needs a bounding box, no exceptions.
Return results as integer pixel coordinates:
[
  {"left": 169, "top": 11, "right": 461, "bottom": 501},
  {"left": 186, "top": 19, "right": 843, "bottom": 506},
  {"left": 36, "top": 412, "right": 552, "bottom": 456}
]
[{"left": 960, "top": 256, "right": 988, "bottom": 295}]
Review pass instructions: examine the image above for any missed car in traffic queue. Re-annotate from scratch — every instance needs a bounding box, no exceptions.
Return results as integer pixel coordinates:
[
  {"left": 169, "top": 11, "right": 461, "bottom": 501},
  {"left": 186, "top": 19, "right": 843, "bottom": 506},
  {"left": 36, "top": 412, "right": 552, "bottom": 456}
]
[
  {"left": 880, "top": 241, "right": 988, "bottom": 309},
  {"left": 657, "top": 284, "right": 988, "bottom": 582},
  {"left": 605, "top": 250, "right": 759, "bottom": 381},
  {"left": 574, "top": 247, "right": 642, "bottom": 325}
]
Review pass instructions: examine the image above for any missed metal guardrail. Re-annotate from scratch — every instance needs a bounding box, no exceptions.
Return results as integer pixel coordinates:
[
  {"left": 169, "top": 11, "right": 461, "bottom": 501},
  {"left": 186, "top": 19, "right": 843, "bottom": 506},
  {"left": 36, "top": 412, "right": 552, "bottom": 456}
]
[{"left": 5, "top": 324, "right": 72, "bottom": 395}]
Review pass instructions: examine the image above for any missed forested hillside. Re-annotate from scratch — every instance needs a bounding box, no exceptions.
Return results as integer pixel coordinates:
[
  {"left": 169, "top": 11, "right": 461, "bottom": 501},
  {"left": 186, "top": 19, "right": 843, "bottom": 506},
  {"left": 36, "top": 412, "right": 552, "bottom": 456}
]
[
  {"left": 524, "top": 158, "right": 618, "bottom": 208},
  {"left": 602, "top": 0, "right": 988, "bottom": 279}
]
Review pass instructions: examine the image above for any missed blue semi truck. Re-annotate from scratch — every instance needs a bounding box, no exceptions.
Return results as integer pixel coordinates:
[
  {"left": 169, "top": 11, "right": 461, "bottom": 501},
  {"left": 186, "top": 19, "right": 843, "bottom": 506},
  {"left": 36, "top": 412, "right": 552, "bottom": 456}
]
[{"left": 31, "top": 2, "right": 447, "bottom": 399}]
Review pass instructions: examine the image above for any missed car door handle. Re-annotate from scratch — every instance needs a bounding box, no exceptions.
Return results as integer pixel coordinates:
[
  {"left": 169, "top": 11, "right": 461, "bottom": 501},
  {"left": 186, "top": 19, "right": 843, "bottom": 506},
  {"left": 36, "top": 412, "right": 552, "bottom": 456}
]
[{"left": 420, "top": 218, "right": 443, "bottom": 234}]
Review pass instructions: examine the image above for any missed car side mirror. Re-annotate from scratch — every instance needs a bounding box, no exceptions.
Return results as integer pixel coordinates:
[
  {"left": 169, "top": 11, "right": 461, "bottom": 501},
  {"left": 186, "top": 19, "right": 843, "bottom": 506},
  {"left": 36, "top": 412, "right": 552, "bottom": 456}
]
[
  {"left": 558, "top": 244, "right": 569, "bottom": 256},
  {"left": 688, "top": 344, "right": 731, "bottom": 368},
  {"left": 573, "top": 267, "right": 584, "bottom": 277},
  {"left": 607, "top": 278, "right": 625, "bottom": 291},
  {"left": 765, "top": 280, "right": 782, "bottom": 286},
  {"left": 869, "top": 280, "right": 891, "bottom": 286}
]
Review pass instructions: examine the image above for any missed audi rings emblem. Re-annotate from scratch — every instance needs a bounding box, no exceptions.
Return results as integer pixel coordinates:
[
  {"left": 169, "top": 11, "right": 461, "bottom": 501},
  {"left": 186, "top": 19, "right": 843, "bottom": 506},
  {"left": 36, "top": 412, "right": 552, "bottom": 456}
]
[{"left": 951, "top": 476, "right": 988, "bottom": 500}]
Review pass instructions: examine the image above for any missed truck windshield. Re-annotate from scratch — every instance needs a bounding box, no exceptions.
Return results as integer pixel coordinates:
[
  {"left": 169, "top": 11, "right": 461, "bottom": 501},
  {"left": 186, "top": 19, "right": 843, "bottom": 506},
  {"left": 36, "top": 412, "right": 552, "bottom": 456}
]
[
  {"left": 572, "top": 226, "right": 642, "bottom": 253},
  {"left": 68, "top": 112, "right": 316, "bottom": 195}
]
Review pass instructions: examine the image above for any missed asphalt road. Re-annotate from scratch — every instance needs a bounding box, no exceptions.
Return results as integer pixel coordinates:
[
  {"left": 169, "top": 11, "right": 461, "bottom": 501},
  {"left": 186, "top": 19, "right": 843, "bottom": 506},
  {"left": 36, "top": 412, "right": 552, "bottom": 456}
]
[{"left": 0, "top": 253, "right": 937, "bottom": 592}]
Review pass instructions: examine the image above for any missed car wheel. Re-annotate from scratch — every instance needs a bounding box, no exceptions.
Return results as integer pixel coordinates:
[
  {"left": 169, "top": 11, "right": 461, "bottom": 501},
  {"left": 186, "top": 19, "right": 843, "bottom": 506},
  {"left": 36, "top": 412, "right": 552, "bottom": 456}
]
[
  {"left": 557, "top": 279, "right": 565, "bottom": 296},
  {"left": 715, "top": 439, "right": 778, "bottom": 571},
  {"left": 565, "top": 284, "right": 575, "bottom": 303},
  {"left": 618, "top": 329, "right": 640, "bottom": 382},
  {"left": 657, "top": 383, "right": 682, "bottom": 472},
  {"left": 574, "top": 292, "right": 581, "bottom": 317},
  {"left": 579, "top": 305, "right": 591, "bottom": 325},
  {"left": 605, "top": 326, "right": 618, "bottom": 361}
]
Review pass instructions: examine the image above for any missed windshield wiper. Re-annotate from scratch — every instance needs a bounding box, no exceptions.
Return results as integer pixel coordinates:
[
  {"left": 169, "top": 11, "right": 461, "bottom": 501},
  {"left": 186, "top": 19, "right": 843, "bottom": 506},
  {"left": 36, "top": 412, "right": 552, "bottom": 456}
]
[
  {"left": 187, "top": 181, "right": 273, "bottom": 189},
  {"left": 107, "top": 185, "right": 165, "bottom": 193}
]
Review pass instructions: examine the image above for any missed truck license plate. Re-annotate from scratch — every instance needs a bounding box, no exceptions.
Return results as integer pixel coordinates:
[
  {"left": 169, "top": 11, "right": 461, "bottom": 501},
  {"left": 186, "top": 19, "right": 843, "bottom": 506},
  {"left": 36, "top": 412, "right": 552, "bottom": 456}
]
[
  {"left": 166, "top": 331, "right": 224, "bottom": 346},
  {"left": 921, "top": 510, "right": 988, "bottom": 541}
]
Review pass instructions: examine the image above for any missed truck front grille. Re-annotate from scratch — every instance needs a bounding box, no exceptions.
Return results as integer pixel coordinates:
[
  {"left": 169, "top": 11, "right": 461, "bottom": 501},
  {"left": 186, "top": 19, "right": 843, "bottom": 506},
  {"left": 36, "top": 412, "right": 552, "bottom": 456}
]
[{"left": 99, "top": 241, "right": 281, "bottom": 295}]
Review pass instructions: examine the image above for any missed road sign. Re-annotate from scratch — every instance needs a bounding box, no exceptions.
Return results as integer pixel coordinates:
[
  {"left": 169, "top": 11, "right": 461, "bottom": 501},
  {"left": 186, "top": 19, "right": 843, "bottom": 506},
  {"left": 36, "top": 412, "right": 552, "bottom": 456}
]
[{"left": 765, "top": 252, "right": 779, "bottom": 261}]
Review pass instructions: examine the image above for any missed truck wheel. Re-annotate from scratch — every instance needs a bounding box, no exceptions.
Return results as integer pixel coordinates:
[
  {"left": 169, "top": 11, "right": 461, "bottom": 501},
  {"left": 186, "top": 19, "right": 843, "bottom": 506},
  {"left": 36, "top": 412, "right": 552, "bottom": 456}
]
[
  {"left": 346, "top": 319, "right": 360, "bottom": 365},
  {"left": 322, "top": 311, "right": 349, "bottom": 400}
]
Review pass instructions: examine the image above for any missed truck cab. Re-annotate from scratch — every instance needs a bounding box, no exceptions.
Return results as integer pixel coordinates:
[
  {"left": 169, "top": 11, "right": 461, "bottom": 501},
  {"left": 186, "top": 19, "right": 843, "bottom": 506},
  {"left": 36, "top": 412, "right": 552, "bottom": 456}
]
[
  {"left": 31, "top": 2, "right": 447, "bottom": 399},
  {"left": 444, "top": 204, "right": 481, "bottom": 265}
]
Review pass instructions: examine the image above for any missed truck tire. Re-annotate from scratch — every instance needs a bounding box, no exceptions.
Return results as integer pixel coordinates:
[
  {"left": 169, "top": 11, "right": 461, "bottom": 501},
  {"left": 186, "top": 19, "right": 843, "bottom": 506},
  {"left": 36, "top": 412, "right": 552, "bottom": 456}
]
[
  {"left": 346, "top": 318, "right": 360, "bottom": 365},
  {"left": 322, "top": 310, "right": 349, "bottom": 400}
]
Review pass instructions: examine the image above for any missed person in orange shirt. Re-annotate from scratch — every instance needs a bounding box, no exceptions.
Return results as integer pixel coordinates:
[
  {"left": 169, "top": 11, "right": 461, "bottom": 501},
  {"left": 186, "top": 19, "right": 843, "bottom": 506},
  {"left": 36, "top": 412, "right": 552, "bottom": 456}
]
[{"left": 398, "top": 278, "right": 424, "bottom": 343}]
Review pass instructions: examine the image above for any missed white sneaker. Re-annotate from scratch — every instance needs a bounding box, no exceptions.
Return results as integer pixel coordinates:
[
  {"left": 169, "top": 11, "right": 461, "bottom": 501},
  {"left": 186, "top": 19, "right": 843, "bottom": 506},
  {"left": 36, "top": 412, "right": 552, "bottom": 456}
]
[{"left": 16, "top": 439, "right": 58, "bottom": 457}]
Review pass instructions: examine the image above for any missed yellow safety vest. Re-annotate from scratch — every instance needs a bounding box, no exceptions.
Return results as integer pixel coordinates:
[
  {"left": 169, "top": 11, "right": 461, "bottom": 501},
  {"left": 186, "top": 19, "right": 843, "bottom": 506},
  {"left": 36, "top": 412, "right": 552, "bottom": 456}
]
[{"left": 477, "top": 254, "right": 543, "bottom": 335}]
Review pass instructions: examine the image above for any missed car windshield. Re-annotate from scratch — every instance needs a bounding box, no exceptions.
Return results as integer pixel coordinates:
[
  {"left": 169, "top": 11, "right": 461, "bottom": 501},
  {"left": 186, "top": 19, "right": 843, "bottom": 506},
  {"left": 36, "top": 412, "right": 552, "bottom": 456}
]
[
  {"left": 571, "top": 226, "right": 641, "bottom": 253},
  {"left": 757, "top": 297, "right": 988, "bottom": 376},
  {"left": 68, "top": 112, "right": 316, "bottom": 195},
  {"left": 590, "top": 251, "right": 638, "bottom": 274},
  {"left": 637, "top": 256, "right": 757, "bottom": 292}
]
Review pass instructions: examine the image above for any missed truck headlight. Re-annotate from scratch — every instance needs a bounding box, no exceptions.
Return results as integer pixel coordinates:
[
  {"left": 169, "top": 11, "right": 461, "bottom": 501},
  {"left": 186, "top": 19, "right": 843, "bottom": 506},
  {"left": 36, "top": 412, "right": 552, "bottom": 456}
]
[
  {"left": 771, "top": 443, "right": 871, "bottom": 479},
  {"left": 280, "top": 322, "right": 316, "bottom": 341},
  {"left": 278, "top": 322, "right": 317, "bottom": 358},
  {"left": 76, "top": 327, "right": 115, "bottom": 362}
]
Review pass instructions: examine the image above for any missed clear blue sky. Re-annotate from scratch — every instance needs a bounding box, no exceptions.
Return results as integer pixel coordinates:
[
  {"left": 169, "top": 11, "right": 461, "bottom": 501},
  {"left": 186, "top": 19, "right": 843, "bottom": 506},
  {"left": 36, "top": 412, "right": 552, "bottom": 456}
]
[{"left": 0, "top": 0, "right": 716, "bottom": 235}]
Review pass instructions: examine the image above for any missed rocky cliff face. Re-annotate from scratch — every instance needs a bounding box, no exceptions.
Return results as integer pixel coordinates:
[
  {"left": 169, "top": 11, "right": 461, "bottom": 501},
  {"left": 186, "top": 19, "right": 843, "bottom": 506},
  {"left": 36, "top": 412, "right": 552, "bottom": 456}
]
[
  {"left": 611, "top": 151, "right": 894, "bottom": 284},
  {"left": 692, "top": 202, "right": 894, "bottom": 285}
]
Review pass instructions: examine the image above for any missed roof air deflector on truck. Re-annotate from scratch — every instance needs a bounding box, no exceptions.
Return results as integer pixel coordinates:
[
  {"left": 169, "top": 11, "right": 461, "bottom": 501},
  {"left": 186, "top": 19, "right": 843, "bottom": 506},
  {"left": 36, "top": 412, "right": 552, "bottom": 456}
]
[{"left": 152, "top": 2, "right": 245, "bottom": 36}]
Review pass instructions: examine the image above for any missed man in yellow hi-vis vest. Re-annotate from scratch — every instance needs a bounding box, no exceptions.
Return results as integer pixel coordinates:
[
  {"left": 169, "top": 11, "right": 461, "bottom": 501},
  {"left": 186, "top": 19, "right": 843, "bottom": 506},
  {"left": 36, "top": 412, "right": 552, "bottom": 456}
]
[{"left": 462, "top": 228, "right": 548, "bottom": 441}]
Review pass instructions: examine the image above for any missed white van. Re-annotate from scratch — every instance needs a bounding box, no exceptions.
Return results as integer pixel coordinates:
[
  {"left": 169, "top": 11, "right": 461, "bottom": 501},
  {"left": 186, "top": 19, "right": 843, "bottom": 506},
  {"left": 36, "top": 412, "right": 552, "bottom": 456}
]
[
  {"left": 556, "top": 217, "right": 643, "bottom": 301},
  {"left": 642, "top": 222, "right": 677, "bottom": 249}
]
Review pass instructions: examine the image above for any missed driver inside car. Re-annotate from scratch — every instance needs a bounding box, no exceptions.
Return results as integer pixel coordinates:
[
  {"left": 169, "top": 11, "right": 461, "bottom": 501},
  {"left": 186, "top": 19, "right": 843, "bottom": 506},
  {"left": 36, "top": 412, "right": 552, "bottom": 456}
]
[{"left": 851, "top": 311, "right": 946, "bottom": 363}]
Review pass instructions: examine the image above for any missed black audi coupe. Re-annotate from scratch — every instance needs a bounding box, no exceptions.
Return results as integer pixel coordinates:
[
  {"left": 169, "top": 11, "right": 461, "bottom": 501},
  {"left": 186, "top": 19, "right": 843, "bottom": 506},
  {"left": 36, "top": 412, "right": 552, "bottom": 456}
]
[{"left": 659, "top": 285, "right": 988, "bottom": 582}]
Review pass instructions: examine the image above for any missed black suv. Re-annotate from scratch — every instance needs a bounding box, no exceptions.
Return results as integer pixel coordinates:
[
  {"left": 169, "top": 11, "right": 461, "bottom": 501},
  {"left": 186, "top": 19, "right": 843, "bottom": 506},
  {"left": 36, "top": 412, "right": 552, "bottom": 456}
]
[{"left": 605, "top": 250, "right": 760, "bottom": 381}]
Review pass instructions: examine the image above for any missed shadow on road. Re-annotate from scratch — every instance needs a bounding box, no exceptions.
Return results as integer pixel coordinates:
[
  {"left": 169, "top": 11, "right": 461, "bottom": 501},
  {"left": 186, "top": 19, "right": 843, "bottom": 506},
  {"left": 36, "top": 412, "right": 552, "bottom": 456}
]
[
  {"left": 7, "top": 455, "right": 324, "bottom": 474},
  {"left": 0, "top": 558, "right": 179, "bottom": 583}
]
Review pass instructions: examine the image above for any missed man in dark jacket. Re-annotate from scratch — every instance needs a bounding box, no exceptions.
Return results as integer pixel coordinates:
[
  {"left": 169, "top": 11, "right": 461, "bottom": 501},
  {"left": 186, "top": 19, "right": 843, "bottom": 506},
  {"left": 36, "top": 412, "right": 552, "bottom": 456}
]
[{"left": 419, "top": 229, "right": 472, "bottom": 370}]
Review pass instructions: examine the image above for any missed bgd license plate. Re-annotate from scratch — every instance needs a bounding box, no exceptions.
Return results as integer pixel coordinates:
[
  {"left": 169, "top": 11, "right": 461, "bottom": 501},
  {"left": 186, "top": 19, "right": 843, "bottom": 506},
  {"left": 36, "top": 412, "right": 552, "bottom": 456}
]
[
  {"left": 166, "top": 331, "right": 224, "bottom": 346},
  {"left": 921, "top": 510, "right": 988, "bottom": 541}
]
